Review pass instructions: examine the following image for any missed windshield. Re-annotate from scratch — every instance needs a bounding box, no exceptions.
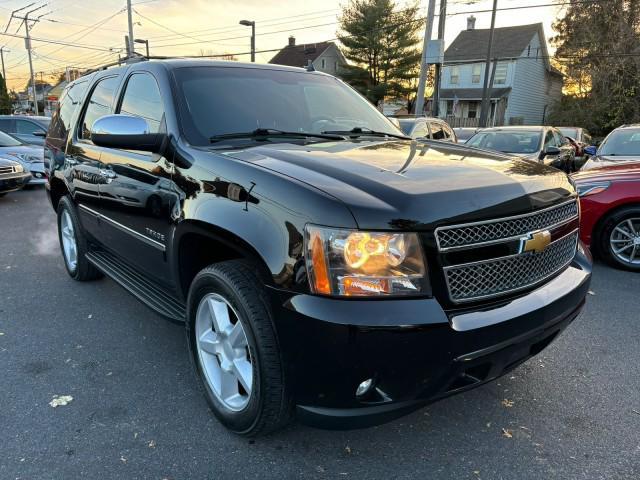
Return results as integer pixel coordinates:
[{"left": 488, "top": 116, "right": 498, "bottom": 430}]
[
  {"left": 173, "top": 66, "right": 402, "bottom": 145},
  {"left": 455, "top": 129, "right": 476, "bottom": 141},
  {"left": 467, "top": 130, "right": 542, "bottom": 154},
  {"left": 599, "top": 128, "right": 640, "bottom": 156},
  {"left": 397, "top": 120, "right": 415, "bottom": 135},
  {"left": 0, "top": 130, "right": 23, "bottom": 147},
  {"left": 558, "top": 128, "right": 578, "bottom": 139}
]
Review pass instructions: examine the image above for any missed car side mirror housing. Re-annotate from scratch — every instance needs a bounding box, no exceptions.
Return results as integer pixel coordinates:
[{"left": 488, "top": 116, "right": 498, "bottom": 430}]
[
  {"left": 584, "top": 145, "right": 597, "bottom": 156},
  {"left": 539, "top": 146, "right": 561, "bottom": 159},
  {"left": 91, "top": 114, "right": 165, "bottom": 153},
  {"left": 32, "top": 131, "right": 46, "bottom": 137}
]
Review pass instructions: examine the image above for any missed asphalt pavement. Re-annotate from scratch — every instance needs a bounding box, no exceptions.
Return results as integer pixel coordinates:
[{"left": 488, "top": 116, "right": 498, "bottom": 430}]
[{"left": 1, "top": 187, "right": 639, "bottom": 480}]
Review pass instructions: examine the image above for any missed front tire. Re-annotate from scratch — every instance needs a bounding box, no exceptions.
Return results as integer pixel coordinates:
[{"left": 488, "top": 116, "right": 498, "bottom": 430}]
[
  {"left": 598, "top": 206, "right": 640, "bottom": 271},
  {"left": 186, "top": 260, "right": 292, "bottom": 436},
  {"left": 57, "top": 196, "right": 102, "bottom": 281}
]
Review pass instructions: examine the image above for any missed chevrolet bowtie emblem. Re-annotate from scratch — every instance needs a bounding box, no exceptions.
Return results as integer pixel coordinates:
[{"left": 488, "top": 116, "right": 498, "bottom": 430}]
[{"left": 520, "top": 230, "right": 551, "bottom": 254}]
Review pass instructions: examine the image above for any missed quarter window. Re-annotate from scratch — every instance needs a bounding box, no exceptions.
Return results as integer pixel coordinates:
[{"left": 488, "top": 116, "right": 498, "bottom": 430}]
[
  {"left": 494, "top": 62, "right": 508, "bottom": 84},
  {"left": 79, "top": 76, "right": 120, "bottom": 140},
  {"left": 544, "top": 130, "right": 555, "bottom": 147},
  {"left": 450, "top": 66, "right": 459, "bottom": 84},
  {"left": 118, "top": 73, "right": 164, "bottom": 133},
  {"left": 472, "top": 64, "right": 481, "bottom": 83}
]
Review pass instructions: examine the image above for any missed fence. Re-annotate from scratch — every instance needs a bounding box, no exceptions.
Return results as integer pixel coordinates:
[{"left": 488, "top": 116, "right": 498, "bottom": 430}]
[{"left": 444, "top": 116, "right": 480, "bottom": 128}]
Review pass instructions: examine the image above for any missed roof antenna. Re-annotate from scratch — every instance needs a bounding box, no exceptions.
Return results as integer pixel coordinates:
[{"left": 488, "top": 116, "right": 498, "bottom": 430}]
[{"left": 306, "top": 59, "right": 315, "bottom": 72}]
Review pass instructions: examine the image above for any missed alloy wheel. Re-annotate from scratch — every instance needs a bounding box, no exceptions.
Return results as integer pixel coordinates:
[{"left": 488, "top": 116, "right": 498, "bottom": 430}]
[
  {"left": 610, "top": 218, "right": 640, "bottom": 266},
  {"left": 195, "top": 293, "right": 253, "bottom": 411},
  {"left": 60, "top": 210, "right": 78, "bottom": 271}
]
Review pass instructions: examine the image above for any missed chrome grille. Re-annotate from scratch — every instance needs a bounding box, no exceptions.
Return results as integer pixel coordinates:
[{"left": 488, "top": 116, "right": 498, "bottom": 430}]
[
  {"left": 0, "top": 166, "right": 15, "bottom": 174},
  {"left": 444, "top": 231, "right": 578, "bottom": 303},
  {"left": 436, "top": 200, "right": 579, "bottom": 251}
]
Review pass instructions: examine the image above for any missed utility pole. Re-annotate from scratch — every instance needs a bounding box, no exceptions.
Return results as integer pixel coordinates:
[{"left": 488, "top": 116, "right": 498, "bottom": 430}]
[
  {"left": 126, "top": 0, "right": 135, "bottom": 59},
  {"left": 414, "top": 0, "right": 437, "bottom": 116},
  {"left": 479, "top": 0, "right": 498, "bottom": 128},
  {"left": 432, "top": 0, "right": 447, "bottom": 118},
  {"left": 0, "top": 47, "right": 7, "bottom": 83},
  {"left": 25, "top": 10, "right": 38, "bottom": 115}
]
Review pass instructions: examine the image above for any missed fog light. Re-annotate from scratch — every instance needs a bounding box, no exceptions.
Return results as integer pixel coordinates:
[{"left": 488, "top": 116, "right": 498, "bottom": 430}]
[{"left": 356, "top": 378, "right": 374, "bottom": 397}]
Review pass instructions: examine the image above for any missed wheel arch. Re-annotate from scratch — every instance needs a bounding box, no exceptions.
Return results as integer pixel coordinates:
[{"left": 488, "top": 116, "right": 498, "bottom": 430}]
[
  {"left": 591, "top": 200, "right": 640, "bottom": 255},
  {"left": 172, "top": 219, "right": 281, "bottom": 301},
  {"left": 48, "top": 175, "right": 69, "bottom": 211}
]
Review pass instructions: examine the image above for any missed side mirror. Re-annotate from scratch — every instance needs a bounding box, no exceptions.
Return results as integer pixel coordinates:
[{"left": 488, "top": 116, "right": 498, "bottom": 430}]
[
  {"left": 32, "top": 131, "right": 46, "bottom": 137},
  {"left": 540, "top": 146, "right": 561, "bottom": 159},
  {"left": 584, "top": 145, "right": 597, "bottom": 156},
  {"left": 91, "top": 114, "right": 165, "bottom": 153}
]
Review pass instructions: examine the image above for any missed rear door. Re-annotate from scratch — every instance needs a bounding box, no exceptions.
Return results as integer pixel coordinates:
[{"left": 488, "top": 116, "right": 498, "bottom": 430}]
[
  {"left": 14, "top": 119, "right": 47, "bottom": 145},
  {"left": 96, "top": 71, "right": 177, "bottom": 284},
  {"left": 67, "top": 74, "right": 122, "bottom": 240}
]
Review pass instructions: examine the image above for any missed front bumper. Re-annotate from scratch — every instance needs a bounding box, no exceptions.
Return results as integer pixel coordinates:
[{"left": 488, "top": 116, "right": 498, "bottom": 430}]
[
  {"left": 0, "top": 172, "right": 31, "bottom": 193},
  {"left": 270, "top": 246, "right": 592, "bottom": 429}
]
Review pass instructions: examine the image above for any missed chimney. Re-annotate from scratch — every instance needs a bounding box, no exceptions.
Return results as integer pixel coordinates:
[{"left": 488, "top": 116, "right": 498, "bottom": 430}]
[
  {"left": 288, "top": 36, "right": 295, "bottom": 47},
  {"left": 467, "top": 15, "right": 476, "bottom": 30}
]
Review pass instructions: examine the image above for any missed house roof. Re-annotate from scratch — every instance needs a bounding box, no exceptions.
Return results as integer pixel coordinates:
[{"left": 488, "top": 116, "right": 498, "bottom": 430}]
[
  {"left": 269, "top": 41, "right": 333, "bottom": 68},
  {"left": 439, "top": 87, "right": 512, "bottom": 100},
  {"left": 445, "top": 23, "right": 544, "bottom": 62}
]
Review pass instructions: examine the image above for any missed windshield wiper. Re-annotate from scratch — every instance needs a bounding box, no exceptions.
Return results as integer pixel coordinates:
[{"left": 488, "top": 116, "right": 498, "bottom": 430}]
[
  {"left": 209, "top": 128, "right": 344, "bottom": 144},
  {"left": 321, "top": 127, "right": 411, "bottom": 140}
]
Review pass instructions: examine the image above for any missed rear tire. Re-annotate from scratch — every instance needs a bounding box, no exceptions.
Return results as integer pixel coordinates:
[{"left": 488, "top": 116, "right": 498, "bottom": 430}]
[
  {"left": 186, "top": 260, "right": 292, "bottom": 436},
  {"left": 57, "top": 196, "right": 102, "bottom": 281},
  {"left": 598, "top": 206, "right": 640, "bottom": 272}
]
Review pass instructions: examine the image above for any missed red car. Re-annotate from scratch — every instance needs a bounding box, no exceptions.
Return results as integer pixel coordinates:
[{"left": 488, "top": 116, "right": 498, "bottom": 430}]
[{"left": 572, "top": 162, "right": 640, "bottom": 271}]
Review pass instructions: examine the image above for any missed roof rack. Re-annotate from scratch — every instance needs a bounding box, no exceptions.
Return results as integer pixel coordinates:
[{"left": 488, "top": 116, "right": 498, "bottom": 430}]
[{"left": 81, "top": 54, "right": 175, "bottom": 77}]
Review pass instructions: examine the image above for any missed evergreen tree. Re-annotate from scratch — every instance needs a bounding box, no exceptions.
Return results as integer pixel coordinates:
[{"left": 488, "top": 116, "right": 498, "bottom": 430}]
[
  {"left": 549, "top": 0, "right": 640, "bottom": 134},
  {"left": 0, "top": 74, "right": 12, "bottom": 114},
  {"left": 337, "top": 0, "right": 422, "bottom": 106}
]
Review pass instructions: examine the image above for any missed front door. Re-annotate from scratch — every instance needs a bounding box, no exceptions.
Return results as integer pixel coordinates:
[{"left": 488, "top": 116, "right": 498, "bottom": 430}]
[
  {"left": 96, "top": 72, "right": 177, "bottom": 286},
  {"left": 67, "top": 75, "right": 121, "bottom": 240}
]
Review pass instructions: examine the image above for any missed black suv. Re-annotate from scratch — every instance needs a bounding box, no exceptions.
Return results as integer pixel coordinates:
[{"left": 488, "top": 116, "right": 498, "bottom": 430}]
[{"left": 45, "top": 60, "right": 592, "bottom": 436}]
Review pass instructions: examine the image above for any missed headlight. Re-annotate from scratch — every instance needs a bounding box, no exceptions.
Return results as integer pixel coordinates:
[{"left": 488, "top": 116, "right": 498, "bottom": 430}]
[
  {"left": 576, "top": 181, "right": 610, "bottom": 197},
  {"left": 14, "top": 164, "right": 24, "bottom": 173},
  {"left": 304, "top": 225, "right": 428, "bottom": 296}
]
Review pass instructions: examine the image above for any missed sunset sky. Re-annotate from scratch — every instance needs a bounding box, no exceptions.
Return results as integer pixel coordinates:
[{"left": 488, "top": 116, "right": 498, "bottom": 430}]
[{"left": 0, "top": 0, "right": 565, "bottom": 91}]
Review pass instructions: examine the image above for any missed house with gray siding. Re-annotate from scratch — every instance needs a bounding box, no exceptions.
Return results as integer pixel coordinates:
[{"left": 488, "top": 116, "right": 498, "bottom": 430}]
[
  {"left": 269, "top": 36, "right": 347, "bottom": 75},
  {"left": 435, "top": 19, "right": 563, "bottom": 127}
]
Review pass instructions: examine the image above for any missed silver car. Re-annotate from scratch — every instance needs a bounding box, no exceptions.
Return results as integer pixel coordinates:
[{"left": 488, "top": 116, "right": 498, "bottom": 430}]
[{"left": 0, "top": 131, "right": 45, "bottom": 184}]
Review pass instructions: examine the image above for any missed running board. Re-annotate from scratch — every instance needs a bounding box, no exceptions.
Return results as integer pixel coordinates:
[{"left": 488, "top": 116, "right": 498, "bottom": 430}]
[{"left": 86, "top": 250, "right": 186, "bottom": 322}]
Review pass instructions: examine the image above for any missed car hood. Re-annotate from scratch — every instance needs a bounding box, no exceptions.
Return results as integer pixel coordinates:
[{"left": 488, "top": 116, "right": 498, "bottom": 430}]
[
  {"left": 0, "top": 145, "right": 43, "bottom": 160},
  {"left": 224, "top": 140, "right": 575, "bottom": 230},
  {"left": 582, "top": 155, "right": 640, "bottom": 170},
  {"left": 572, "top": 161, "right": 640, "bottom": 182}
]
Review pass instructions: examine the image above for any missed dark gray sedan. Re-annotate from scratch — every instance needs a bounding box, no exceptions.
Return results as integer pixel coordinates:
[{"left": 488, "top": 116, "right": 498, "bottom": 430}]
[{"left": 0, "top": 115, "right": 50, "bottom": 145}]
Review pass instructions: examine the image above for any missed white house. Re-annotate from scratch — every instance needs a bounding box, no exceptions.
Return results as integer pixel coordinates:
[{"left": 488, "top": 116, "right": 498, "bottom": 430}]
[{"left": 435, "top": 20, "right": 563, "bottom": 127}]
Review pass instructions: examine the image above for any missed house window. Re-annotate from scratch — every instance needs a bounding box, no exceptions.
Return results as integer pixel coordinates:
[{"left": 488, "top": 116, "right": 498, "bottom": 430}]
[
  {"left": 494, "top": 62, "right": 508, "bottom": 84},
  {"left": 321, "top": 59, "right": 326, "bottom": 69},
  {"left": 468, "top": 101, "right": 478, "bottom": 119},
  {"left": 450, "top": 66, "right": 459, "bottom": 85},
  {"left": 446, "top": 100, "right": 454, "bottom": 116},
  {"left": 472, "top": 64, "right": 481, "bottom": 83}
]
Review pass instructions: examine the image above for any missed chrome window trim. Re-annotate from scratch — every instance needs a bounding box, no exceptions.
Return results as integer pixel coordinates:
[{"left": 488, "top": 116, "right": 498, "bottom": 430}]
[
  {"left": 443, "top": 229, "right": 578, "bottom": 304},
  {"left": 434, "top": 198, "right": 578, "bottom": 252}
]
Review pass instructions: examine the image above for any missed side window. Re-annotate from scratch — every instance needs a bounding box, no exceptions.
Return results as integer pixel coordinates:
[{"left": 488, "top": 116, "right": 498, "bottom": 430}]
[
  {"left": 118, "top": 73, "right": 164, "bottom": 133},
  {"left": 430, "top": 122, "right": 445, "bottom": 140},
  {"left": 58, "top": 81, "right": 88, "bottom": 131},
  {"left": 413, "top": 122, "right": 429, "bottom": 138},
  {"left": 544, "top": 131, "right": 555, "bottom": 148},
  {"left": 0, "top": 118, "right": 12, "bottom": 132},
  {"left": 553, "top": 130, "right": 565, "bottom": 146},
  {"left": 79, "top": 76, "right": 120, "bottom": 140},
  {"left": 16, "top": 119, "right": 45, "bottom": 134}
]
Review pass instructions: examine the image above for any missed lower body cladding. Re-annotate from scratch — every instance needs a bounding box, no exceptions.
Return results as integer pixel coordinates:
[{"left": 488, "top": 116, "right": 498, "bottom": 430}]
[{"left": 271, "top": 247, "right": 592, "bottom": 430}]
